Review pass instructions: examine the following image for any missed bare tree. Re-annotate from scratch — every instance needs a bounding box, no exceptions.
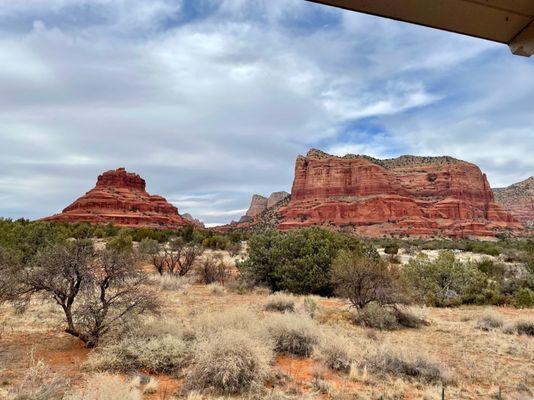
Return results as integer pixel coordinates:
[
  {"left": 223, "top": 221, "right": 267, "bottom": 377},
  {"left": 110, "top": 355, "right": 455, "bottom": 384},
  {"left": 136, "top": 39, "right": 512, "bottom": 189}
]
[
  {"left": 331, "top": 250, "right": 410, "bottom": 309},
  {"left": 139, "top": 238, "right": 166, "bottom": 275},
  {"left": 140, "top": 237, "right": 203, "bottom": 276},
  {"left": 4, "top": 240, "right": 159, "bottom": 348},
  {"left": 75, "top": 248, "right": 159, "bottom": 347},
  {"left": 23, "top": 240, "right": 94, "bottom": 335},
  {"left": 198, "top": 254, "right": 229, "bottom": 285}
]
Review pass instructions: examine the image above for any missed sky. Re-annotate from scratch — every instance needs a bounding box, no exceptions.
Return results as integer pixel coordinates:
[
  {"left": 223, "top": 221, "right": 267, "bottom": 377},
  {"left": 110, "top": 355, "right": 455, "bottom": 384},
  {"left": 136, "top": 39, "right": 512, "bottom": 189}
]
[{"left": 0, "top": 0, "right": 533, "bottom": 226}]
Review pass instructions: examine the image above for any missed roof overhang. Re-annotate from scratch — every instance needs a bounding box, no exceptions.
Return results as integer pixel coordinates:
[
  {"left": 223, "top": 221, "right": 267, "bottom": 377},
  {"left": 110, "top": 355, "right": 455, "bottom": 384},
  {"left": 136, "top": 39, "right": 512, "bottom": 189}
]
[{"left": 307, "top": 0, "right": 534, "bottom": 56}]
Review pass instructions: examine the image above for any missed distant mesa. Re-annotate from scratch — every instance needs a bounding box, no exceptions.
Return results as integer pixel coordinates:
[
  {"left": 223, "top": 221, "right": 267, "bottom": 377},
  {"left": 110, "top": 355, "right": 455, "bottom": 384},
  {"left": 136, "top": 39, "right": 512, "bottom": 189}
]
[
  {"left": 275, "top": 149, "right": 522, "bottom": 237},
  {"left": 43, "top": 168, "right": 200, "bottom": 229},
  {"left": 493, "top": 176, "right": 534, "bottom": 229},
  {"left": 230, "top": 149, "right": 524, "bottom": 238}
]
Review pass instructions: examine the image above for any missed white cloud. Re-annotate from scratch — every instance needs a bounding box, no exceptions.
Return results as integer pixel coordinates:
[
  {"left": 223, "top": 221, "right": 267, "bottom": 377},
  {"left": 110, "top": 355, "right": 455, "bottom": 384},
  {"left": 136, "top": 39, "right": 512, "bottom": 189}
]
[{"left": 0, "top": 0, "right": 531, "bottom": 225}]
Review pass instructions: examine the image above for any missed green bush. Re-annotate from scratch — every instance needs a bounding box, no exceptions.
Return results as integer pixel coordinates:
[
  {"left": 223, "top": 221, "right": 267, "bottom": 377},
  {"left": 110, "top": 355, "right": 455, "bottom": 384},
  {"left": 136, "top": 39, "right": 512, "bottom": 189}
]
[
  {"left": 384, "top": 243, "right": 399, "bottom": 255},
  {"left": 515, "top": 288, "right": 534, "bottom": 308},
  {"left": 238, "top": 228, "right": 378, "bottom": 296},
  {"left": 404, "top": 251, "right": 499, "bottom": 307}
]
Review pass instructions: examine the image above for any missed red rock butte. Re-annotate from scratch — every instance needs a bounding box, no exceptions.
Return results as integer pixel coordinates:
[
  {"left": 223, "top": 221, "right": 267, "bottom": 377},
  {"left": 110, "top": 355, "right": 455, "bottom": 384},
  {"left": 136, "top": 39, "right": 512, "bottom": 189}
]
[
  {"left": 278, "top": 149, "right": 522, "bottom": 237},
  {"left": 43, "top": 168, "right": 195, "bottom": 229}
]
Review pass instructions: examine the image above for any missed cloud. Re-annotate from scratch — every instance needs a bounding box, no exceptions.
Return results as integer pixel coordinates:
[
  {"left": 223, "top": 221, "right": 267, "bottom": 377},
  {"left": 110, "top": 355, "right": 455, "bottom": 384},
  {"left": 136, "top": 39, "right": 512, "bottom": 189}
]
[{"left": 0, "top": 0, "right": 532, "bottom": 224}]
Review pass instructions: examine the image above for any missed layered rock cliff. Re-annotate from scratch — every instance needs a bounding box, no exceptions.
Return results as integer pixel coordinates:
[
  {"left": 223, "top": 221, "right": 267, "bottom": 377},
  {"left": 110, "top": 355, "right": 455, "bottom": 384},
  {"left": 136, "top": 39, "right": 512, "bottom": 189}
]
[
  {"left": 43, "top": 168, "right": 195, "bottom": 229},
  {"left": 493, "top": 177, "right": 534, "bottom": 229},
  {"left": 277, "top": 149, "right": 521, "bottom": 237}
]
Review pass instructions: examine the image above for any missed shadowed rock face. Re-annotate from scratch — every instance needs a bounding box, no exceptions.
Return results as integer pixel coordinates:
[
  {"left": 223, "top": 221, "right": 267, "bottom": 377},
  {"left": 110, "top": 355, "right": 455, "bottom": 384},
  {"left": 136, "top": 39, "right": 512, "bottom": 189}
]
[
  {"left": 277, "top": 149, "right": 522, "bottom": 237},
  {"left": 493, "top": 177, "right": 534, "bottom": 229},
  {"left": 43, "top": 168, "right": 195, "bottom": 229}
]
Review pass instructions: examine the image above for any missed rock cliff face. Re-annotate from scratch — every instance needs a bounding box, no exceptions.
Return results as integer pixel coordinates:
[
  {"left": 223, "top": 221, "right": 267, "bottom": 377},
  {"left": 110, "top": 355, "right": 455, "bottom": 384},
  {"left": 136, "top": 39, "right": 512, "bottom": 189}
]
[
  {"left": 278, "top": 149, "right": 521, "bottom": 237},
  {"left": 43, "top": 168, "right": 195, "bottom": 229},
  {"left": 245, "top": 195, "right": 269, "bottom": 218},
  {"left": 493, "top": 177, "right": 534, "bottom": 229},
  {"left": 244, "top": 192, "right": 290, "bottom": 219}
]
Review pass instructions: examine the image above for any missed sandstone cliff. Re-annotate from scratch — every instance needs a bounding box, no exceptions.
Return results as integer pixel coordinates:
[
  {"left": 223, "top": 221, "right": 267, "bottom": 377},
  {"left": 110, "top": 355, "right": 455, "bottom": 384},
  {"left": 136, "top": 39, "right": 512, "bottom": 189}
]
[
  {"left": 242, "top": 192, "right": 290, "bottom": 220},
  {"left": 493, "top": 177, "right": 534, "bottom": 229},
  {"left": 277, "top": 149, "right": 522, "bottom": 237},
  {"left": 43, "top": 168, "right": 195, "bottom": 229}
]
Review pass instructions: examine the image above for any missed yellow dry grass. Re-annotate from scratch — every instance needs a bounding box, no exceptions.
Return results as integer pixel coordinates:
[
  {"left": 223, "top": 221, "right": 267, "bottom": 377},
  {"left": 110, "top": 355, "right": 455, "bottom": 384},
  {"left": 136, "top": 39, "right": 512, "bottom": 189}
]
[{"left": 0, "top": 260, "right": 532, "bottom": 400}]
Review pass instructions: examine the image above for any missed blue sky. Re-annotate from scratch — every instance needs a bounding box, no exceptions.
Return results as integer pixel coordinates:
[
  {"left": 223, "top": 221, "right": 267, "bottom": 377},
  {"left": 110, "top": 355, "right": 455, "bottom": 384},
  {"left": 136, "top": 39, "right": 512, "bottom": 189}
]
[{"left": 0, "top": 0, "right": 533, "bottom": 226}]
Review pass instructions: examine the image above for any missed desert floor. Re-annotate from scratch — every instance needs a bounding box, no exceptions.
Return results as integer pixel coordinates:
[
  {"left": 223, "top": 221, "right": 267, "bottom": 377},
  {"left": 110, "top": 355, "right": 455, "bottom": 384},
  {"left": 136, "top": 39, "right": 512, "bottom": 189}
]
[{"left": 0, "top": 253, "right": 533, "bottom": 400}]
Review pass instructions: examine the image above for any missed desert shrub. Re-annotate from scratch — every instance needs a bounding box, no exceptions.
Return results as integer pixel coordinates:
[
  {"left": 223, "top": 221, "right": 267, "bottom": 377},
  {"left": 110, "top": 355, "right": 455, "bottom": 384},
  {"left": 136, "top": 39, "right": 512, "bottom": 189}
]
[
  {"left": 266, "top": 313, "right": 320, "bottom": 356},
  {"left": 197, "top": 254, "right": 229, "bottom": 285},
  {"left": 355, "top": 304, "right": 426, "bottom": 330},
  {"left": 86, "top": 335, "right": 191, "bottom": 374},
  {"left": 404, "top": 251, "right": 497, "bottom": 307},
  {"left": 355, "top": 303, "right": 399, "bottom": 330},
  {"left": 106, "top": 230, "right": 133, "bottom": 252},
  {"left": 8, "top": 359, "right": 69, "bottom": 400},
  {"left": 515, "top": 321, "right": 534, "bottom": 336},
  {"left": 514, "top": 287, "right": 534, "bottom": 308},
  {"left": 475, "top": 313, "right": 504, "bottom": 331},
  {"left": 264, "top": 292, "right": 296, "bottom": 313},
  {"left": 187, "top": 329, "right": 272, "bottom": 394},
  {"left": 392, "top": 308, "right": 427, "bottom": 328},
  {"left": 331, "top": 251, "right": 411, "bottom": 309},
  {"left": 238, "top": 228, "right": 378, "bottom": 296},
  {"left": 202, "top": 235, "right": 231, "bottom": 250},
  {"left": 475, "top": 258, "right": 506, "bottom": 278},
  {"left": 316, "top": 331, "right": 356, "bottom": 372},
  {"left": 370, "top": 346, "right": 452, "bottom": 383},
  {"left": 71, "top": 374, "right": 142, "bottom": 400},
  {"left": 384, "top": 243, "right": 399, "bottom": 255}
]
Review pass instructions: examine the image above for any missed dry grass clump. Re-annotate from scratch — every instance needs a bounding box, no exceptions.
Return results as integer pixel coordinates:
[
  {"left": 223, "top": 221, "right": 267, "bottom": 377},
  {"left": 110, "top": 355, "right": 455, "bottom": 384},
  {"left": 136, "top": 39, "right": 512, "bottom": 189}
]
[
  {"left": 316, "top": 330, "right": 357, "bottom": 372},
  {"left": 369, "top": 345, "right": 453, "bottom": 384},
  {"left": 514, "top": 320, "right": 534, "bottom": 336},
  {"left": 355, "top": 304, "right": 427, "bottom": 331},
  {"left": 149, "top": 273, "right": 191, "bottom": 292},
  {"left": 8, "top": 358, "right": 69, "bottom": 400},
  {"left": 264, "top": 292, "right": 296, "bottom": 313},
  {"left": 266, "top": 313, "right": 320, "bottom": 357},
  {"left": 70, "top": 374, "right": 142, "bottom": 400},
  {"left": 355, "top": 303, "right": 398, "bottom": 330},
  {"left": 475, "top": 312, "right": 504, "bottom": 331},
  {"left": 86, "top": 334, "right": 191, "bottom": 374},
  {"left": 187, "top": 329, "right": 272, "bottom": 395}
]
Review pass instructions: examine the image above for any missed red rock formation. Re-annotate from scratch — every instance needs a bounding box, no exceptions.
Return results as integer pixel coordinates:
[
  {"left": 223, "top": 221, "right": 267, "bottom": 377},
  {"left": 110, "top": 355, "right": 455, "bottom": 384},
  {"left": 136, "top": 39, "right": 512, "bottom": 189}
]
[
  {"left": 43, "top": 168, "right": 196, "bottom": 229},
  {"left": 245, "top": 195, "right": 268, "bottom": 218},
  {"left": 493, "top": 177, "right": 534, "bottom": 229},
  {"left": 278, "top": 149, "right": 522, "bottom": 237}
]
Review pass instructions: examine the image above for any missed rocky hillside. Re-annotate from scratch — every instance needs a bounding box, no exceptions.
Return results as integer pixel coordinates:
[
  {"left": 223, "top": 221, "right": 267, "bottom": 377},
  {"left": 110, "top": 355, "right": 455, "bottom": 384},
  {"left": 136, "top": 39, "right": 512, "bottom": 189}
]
[
  {"left": 43, "top": 168, "right": 198, "bottom": 229},
  {"left": 493, "top": 177, "right": 534, "bottom": 229},
  {"left": 277, "top": 149, "right": 522, "bottom": 237}
]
